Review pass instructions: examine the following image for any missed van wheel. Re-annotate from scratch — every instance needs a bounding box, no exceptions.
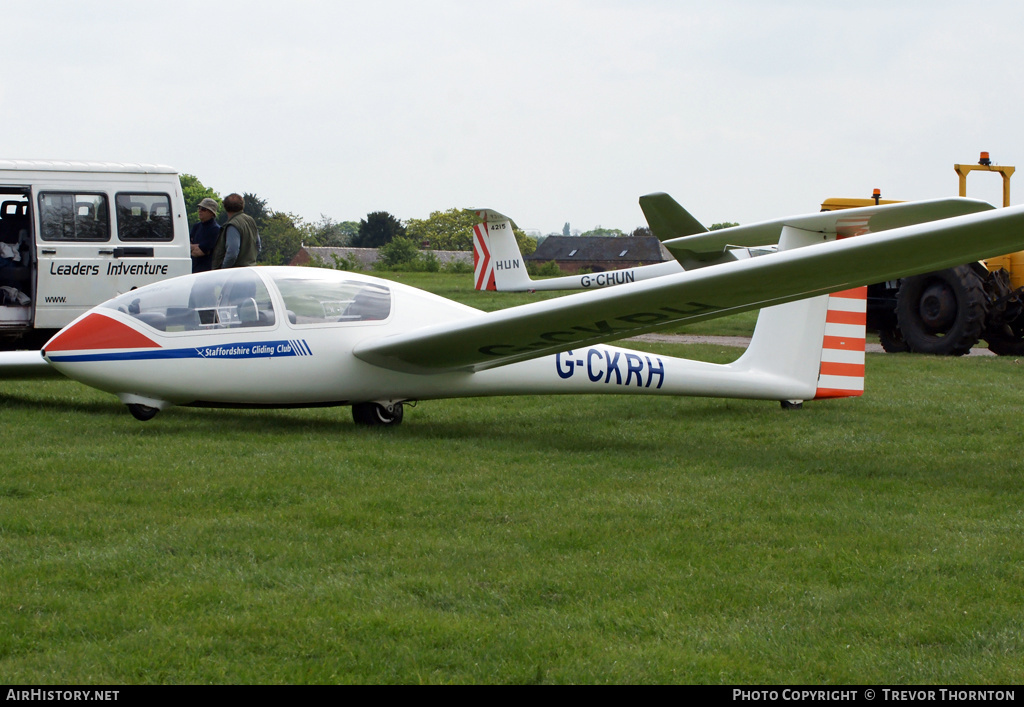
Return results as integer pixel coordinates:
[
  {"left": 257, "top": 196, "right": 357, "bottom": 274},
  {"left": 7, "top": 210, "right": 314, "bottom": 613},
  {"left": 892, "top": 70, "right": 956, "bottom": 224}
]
[
  {"left": 352, "top": 402, "right": 404, "bottom": 426},
  {"left": 127, "top": 403, "right": 159, "bottom": 421}
]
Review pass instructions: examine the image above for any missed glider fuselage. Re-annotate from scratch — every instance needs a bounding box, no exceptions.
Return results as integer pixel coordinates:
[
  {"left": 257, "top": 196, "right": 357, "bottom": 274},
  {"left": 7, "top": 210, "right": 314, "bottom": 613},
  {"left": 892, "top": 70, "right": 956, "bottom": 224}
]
[{"left": 42, "top": 266, "right": 806, "bottom": 411}]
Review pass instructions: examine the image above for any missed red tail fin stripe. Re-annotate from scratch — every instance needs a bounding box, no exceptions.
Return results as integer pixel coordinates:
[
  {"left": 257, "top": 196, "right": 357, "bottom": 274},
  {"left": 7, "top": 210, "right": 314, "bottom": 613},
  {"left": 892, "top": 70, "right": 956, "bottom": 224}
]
[
  {"left": 819, "top": 362, "right": 865, "bottom": 378},
  {"left": 822, "top": 335, "right": 866, "bottom": 352},
  {"left": 815, "top": 286, "right": 868, "bottom": 400},
  {"left": 472, "top": 225, "right": 483, "bottom": 267},
  {"left": 826, "top": 309, "right": 867, "bottom": 325},
  {"left": 815, "top": 387, "right": 865, "bottom": 399},
  {"left": 473, "top": 223, "right": 492, "bottom": 291}
]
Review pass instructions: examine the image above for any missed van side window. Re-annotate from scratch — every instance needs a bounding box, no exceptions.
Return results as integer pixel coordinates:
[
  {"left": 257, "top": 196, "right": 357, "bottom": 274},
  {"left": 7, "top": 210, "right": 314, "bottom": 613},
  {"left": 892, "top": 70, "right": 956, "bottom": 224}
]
[
  {"left": 39, "top": 192, "right": 110, "bottom": 242},
  {"left": 116, "top": 193, "right": 173, "bottom": 242}
]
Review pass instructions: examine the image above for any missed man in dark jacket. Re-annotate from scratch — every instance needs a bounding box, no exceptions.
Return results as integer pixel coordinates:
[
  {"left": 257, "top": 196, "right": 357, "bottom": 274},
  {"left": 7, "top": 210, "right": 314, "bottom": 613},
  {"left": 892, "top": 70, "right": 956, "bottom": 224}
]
[
  {"left": 213, "top": 193, "right": 261, "bottom": 269},
  {"left": 190, "top": 197, "right": 221, "bottom": 273}
]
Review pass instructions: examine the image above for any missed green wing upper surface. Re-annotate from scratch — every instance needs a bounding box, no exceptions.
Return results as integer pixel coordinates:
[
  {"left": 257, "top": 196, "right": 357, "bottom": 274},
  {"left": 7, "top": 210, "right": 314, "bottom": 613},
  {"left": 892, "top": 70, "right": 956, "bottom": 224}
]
[{"left": 354, "top": 202, "right": 1024, "bottom": 374}]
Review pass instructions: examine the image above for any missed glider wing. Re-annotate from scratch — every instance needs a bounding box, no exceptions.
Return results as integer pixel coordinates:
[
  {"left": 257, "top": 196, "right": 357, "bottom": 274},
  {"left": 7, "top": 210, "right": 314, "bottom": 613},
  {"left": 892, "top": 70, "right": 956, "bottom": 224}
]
[
  {"left": 659, "top": 196, "right": 994, "bottom": 265},
  {"left": 354, "top": 203, "right": 1024, "bottom": 374}
]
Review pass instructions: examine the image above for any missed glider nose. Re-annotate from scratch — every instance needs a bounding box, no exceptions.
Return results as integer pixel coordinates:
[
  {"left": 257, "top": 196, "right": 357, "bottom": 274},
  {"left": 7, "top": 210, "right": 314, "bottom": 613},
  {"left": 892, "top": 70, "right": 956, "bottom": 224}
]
[{"left": 43, "top": 312, "right": 160, "bottom": 361}]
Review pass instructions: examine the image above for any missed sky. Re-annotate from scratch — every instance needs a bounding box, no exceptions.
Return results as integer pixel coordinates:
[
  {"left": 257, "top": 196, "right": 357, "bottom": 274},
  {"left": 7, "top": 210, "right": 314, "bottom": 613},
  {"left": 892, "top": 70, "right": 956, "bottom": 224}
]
[{"left": 5, "top": 0, "right": 1024, "bottom": 235}]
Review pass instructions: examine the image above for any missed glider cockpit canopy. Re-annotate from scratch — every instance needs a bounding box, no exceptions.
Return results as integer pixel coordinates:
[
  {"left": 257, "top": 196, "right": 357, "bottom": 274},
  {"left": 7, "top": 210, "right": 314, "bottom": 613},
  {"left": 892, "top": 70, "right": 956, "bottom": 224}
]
[{"left": 102, "top": 268, "right": 393, "bottom": 332}]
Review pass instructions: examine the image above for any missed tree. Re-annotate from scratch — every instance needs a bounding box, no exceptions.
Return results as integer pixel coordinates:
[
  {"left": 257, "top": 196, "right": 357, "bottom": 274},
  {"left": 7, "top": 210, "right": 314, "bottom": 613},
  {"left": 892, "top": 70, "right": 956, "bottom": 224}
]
[
  {"left": 375, "top": 236, "right": 422, "bottom": 268},
  {"left": 514, "top": 229, "right": 537, "bottom": 257},
  {"left": 562, "top": 222, "right": 571, "bottom": 237},
  {"left": 405, "top": 208, "right": 479, "bottom": 251},
  {"left": 710, "top": 222, "right": 739, "bottom": 231},
  {"left": 301, "top": 215, "right": 358, "bottom": 247},
  {"left": 579, "top": 226, "right": 625, "bottom": 238},
  {"left": 242, "top": 192, "right": 271, "bottom": 230},
  {"left": 258, "top": 211, "right": 305, "bottom": 265},
  {"left": 179, "top": 174, "right": 221, "bottom": 227},
  {"left": 371, "top": 237, "right": 445, "bottom": 272},
  {"left": 352, "top": 211, "right": 405, "bottom": 248},
  {"left": 630, "top": 226, "right": 653, "bottom": 238},
  {"left": 324, "top": 252, "right": 361, "bottom": 272}
]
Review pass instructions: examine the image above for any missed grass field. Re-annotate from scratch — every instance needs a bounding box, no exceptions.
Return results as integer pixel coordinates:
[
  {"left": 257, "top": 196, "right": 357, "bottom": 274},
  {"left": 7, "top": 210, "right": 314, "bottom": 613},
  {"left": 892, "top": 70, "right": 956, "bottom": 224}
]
[
  {"left": 375, "top": 270, "right": 760, "bottom": 337},
  {"left": 1, "top": 273, "right": 1022, "bottom": 684}
]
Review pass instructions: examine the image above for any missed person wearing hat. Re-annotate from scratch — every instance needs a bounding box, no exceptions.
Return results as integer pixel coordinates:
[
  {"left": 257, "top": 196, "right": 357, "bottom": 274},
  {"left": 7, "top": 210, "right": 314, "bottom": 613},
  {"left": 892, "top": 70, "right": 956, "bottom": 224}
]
[{"left": 190, "top": 197, "right": 221, "bottom": 273}]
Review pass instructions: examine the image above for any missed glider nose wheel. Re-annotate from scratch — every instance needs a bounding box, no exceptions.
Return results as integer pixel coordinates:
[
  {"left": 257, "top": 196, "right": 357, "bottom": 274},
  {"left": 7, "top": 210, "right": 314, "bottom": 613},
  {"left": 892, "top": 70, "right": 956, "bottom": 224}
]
[
  {"left": 352, "top": 401, "right": 404, "bottom": 426},
  {"left": 127, "top": 403, "right": 160, "bottom": 421}
]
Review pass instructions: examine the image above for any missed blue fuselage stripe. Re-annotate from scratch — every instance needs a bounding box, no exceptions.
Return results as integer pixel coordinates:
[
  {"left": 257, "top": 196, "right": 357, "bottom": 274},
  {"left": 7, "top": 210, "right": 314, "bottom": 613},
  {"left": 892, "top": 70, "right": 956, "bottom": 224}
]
[{"left": 47, "top": 340, "right": 310, "bottom": 363}]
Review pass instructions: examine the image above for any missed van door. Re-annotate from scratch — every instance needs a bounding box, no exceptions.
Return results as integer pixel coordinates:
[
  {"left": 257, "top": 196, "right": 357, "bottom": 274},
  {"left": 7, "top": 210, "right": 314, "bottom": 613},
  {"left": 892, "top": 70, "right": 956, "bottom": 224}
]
[
  {"left": 34, "top": 189, "right": 191, "bottom": 329},
  {"left": 35, "top": 190, "right": 116, "bottom": 329},
  {"left": 0, "top": 188, "right": 33, "bottom": 332}
]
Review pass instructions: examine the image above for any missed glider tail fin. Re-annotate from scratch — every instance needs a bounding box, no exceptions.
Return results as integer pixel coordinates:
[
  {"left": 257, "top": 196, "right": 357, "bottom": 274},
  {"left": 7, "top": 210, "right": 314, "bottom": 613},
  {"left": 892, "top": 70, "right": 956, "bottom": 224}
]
[
  {"left": 735, "top": 289, "right": 867, "bottom": 405},
  {"left": 639, "top": 192, "right": 708, "bottom": 241},
  {"left": 812, "top": 288, "right": 867, "bottom": 400},
  {"left": 472, "top": 209, "right": 533, "bottom": 291},
  {"left": 735, "top": 226, "right": 866, "bottom": 403}
]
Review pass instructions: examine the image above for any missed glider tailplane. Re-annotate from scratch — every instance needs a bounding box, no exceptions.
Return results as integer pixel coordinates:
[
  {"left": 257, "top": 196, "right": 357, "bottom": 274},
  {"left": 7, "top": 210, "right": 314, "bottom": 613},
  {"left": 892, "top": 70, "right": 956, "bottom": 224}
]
[
  {"left": 734, "top": 225, "right": 866, "bottom": 405},
  {"left": 472, "top": 210, "right": 532, "bottom": 291}
]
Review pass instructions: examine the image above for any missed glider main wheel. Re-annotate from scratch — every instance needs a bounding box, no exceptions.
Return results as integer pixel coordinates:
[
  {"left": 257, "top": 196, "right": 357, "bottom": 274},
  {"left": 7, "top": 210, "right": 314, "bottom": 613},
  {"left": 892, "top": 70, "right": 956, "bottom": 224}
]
[
  {"left": 127, "top": 403, "right": 160, "bottom": 421},
  {"left": 352, "top": 401, "right": 404, "bottom": 427},
  {"left": 895, "top": 266, "right": 987, "bottom": 356}
]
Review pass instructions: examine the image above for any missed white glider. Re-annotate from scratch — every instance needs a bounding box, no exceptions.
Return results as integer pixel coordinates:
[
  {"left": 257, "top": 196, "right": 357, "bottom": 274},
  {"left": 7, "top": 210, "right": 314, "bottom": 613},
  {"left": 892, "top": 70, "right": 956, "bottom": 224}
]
[
  {"left": 471, "top": 194, "right": 702, "bottom": 291},
  {"left": 5, "top": 199, "right": 1021, "bottom": 425},
  {"left": 473, "top": 193, "right": 994, "bottom": 291}
]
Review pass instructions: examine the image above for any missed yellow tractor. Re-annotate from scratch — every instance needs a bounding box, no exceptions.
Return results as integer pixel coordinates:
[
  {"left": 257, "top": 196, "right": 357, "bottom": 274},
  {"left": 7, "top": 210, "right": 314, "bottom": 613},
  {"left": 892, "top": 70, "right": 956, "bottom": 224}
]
[{"left": 820, "top": 153, "right": 1024, "bottom": 356}]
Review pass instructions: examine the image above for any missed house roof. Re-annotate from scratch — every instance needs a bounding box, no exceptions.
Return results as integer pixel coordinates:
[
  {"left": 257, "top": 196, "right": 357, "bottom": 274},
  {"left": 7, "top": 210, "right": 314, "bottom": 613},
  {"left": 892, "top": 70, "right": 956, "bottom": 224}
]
[{"left": 526, "top": 236, "right": 670, "bottom": 262}]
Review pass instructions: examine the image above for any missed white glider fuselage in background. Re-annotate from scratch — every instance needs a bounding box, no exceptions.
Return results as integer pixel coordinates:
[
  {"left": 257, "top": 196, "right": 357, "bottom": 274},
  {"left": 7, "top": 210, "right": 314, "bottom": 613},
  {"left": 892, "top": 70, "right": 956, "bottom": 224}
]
[
  {"left": 25, "top": 198, "right": 1024, "bottom": 425},
  {"left": 472, "top": 193, "right": 764, "bottom": 292},
  {"left": 473, "top": 216, "right": 684, "bottom": 291},
  {"left": 472, "top": 201, "right": 687, "bottom": 292},
  {"left": 471, "top": 194, "right": 996, "bottom": 292}
]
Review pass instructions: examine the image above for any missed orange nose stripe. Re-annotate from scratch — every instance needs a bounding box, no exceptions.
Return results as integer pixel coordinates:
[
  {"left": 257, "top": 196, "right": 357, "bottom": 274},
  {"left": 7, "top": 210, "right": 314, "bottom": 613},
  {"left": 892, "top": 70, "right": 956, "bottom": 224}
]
[{"left": 44, "top": 313, "right": 161, "bottom": 352}]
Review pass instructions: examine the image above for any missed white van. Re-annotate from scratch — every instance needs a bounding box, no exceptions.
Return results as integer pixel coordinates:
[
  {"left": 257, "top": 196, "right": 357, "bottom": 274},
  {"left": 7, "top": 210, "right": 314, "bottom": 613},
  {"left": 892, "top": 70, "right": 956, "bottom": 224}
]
[{"left": 0, "top": 160, "right": 192, "bottom": 348}]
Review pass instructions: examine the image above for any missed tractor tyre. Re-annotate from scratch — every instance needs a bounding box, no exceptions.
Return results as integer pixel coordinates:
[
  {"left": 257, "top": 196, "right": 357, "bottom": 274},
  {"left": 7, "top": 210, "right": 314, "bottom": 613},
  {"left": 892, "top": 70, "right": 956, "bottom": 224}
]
[
  {"left": 878, "top": 327, "right": 910, "bottom": 353},
  {"left": 895, "top": 266, "right": 987, "bottom": 356}
]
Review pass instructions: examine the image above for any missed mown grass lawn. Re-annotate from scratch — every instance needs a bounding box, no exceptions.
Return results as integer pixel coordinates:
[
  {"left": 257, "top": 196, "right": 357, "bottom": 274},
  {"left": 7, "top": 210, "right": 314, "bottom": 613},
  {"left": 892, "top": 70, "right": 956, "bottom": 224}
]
[
  {"left": 374, "top": 270, "right": 760, "bottom": 337},
  {"left": 1, "top": 340, "right": 1022, "bottom": 684}
]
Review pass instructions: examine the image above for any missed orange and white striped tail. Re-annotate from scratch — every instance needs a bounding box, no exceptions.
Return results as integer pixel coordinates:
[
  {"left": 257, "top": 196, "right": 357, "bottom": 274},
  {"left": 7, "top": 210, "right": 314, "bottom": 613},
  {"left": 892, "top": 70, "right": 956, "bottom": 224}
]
[
  {"left": 814, "top": 287, "right": 867, "bottom": 399},
  {"left": 472, "top": 222, "right": 497, "bottom": 291}
]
